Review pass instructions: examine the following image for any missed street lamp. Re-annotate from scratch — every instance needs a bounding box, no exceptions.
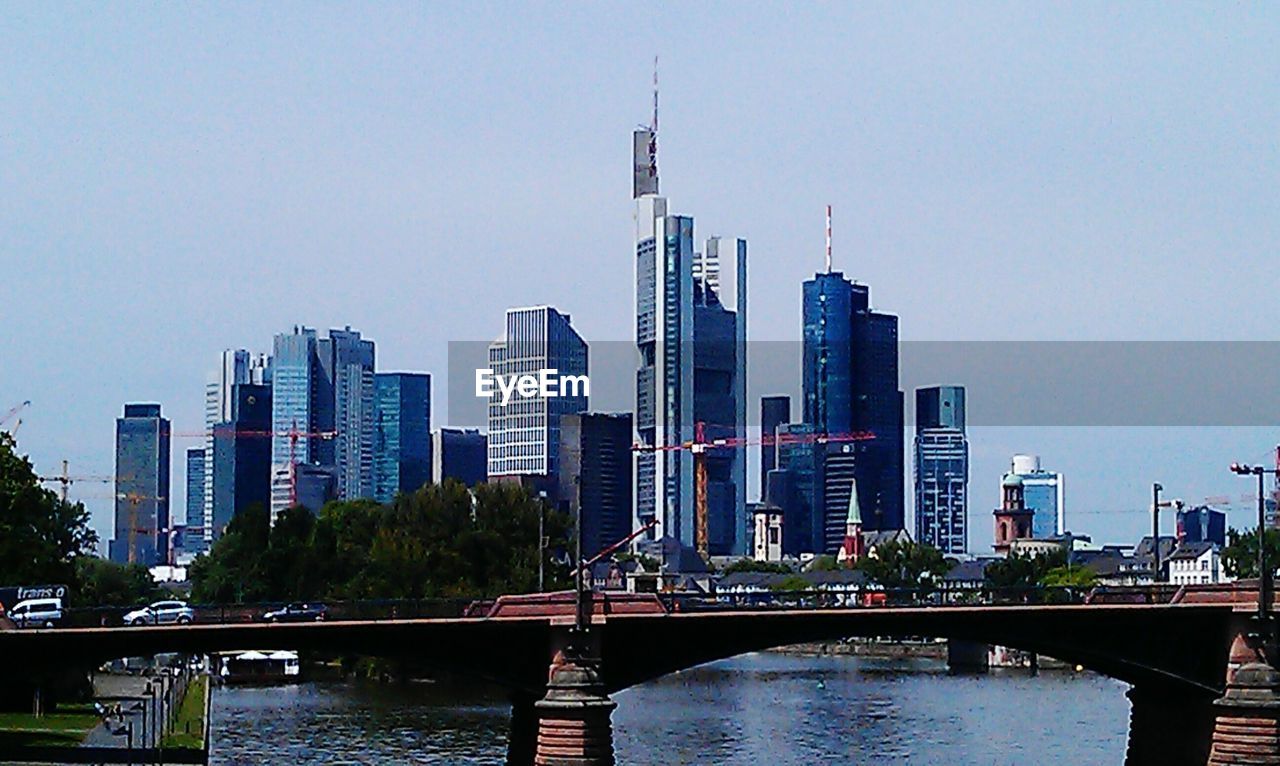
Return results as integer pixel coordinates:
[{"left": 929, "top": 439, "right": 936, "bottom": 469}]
[
  {"left": 1153, "top": 483, "right": 1163, "bottom": 583},
  {"left": 1230, "top": 463, "right": 1275, "bottom": 631}
]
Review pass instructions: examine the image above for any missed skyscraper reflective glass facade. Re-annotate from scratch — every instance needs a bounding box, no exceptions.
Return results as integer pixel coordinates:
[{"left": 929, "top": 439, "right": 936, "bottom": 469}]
[
  {"left": 373, "top": 372, "right": 432, "bottom": 502},
  {"left": 914, "top": 385, "right": 968, "bottom": 554},
  {"left": 111, "top": 403, "right": 171, "bottom": 566}
]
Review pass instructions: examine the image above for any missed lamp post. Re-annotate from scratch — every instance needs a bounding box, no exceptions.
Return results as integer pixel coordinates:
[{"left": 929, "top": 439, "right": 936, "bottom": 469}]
[
  {"left": 1152, "top": 483, "right": 1163, "bottom": 583},
  {"left": 1230, "top": 463, "right": 1275, "bottom": 632},
  {"left": 536, "top": 490, "right": 547, "bottom": 593}
]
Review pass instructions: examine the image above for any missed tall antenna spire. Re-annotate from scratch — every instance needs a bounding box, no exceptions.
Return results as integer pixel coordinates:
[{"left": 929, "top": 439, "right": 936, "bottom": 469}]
[
  {"left": 652, "top": 55, "right": 659, "bottom": 133},
  {"left": 825, "top": 204, "right": 833, "bottom": 273}
]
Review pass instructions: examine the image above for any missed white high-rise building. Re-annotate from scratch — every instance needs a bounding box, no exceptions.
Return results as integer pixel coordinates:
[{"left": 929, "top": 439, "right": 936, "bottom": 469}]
[
  {"left": 486, "top": 306, "right": 588, "bottom": 480},
  {"left": 1009, "top": 454, "right": 1066, "bottom": 537},
  {"left": 203, "top": 349, "right": 270, "bottom": 543}
]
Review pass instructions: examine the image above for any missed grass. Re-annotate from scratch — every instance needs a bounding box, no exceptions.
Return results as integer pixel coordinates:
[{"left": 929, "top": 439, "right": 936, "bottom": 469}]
[
  {"left": 160, "top": 675, "right": 207, "bottom": 750},
  {"left": 0, "top": 706, "right": 100, "bottom": 747}
]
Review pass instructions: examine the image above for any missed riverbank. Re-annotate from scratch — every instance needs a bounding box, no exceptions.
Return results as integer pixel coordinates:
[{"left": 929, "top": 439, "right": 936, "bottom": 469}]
[{"left": 0, "top": 706, "right": 100, "bottom": 748}]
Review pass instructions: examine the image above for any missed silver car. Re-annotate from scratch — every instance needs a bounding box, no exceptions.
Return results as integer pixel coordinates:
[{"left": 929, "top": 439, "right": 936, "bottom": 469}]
[
  {"left": 9, "top": 598, "right": 63, "bottom": 628},
  {"left": 123, "top": 600, "right": 195, "bottom": 626}
]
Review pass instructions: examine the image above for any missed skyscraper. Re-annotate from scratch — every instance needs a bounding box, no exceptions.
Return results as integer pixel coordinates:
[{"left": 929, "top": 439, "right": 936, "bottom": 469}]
[
  {"left": 204, "top": 349, "right": 270, "bottom": 544},
  {"left": 760, "top": 395, "right": 791, "bottom": 499},
  {"left": 487, "top": 306, "right": 588, "bottom": 485},
  {"left": 269, "top": 326, "right": 375, "bottom": 520},
  {"left": 633, "top": 122, "right": 748, "bottom": 557},
  {"left": 1009, "top": 454, "right": 1065, "bottom": 538},
  {"left": 328, "top": 328, "right": 376, "bottom": 500},
  {"left": 433, "top": 428, "right": 487, "bottom": 487},
  {"left": 212, "top": 383, "right": 272, "bottom": 537},
  {"left": 558, "top": 413, "right": 634, "bottom": 561},
  {"left": 111, "top": 404, "right": 171, "bottom": 566},
  {"left": 373, "top": 372, "right": 432, "bottom": 502},
  {"left": 800, "top": 268, "right": 904, "bottom": 535},
  {"left": 914, "top": 385, "right": 968, "bottom": 554},
  {"left": 184, "top": 447, "right": 207, "bottom": 557}
]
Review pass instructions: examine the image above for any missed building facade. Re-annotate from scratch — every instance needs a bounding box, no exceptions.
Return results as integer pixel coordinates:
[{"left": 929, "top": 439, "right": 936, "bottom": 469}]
[
  {"left": 633, "top": 160, "right": 748, "bottom": 557},
  {"left": 328, "top": 328, "right": 376, "bottom": 501},
  {"left": 204, "top": 349, "right": 270, "bottom": 544},
  {"left": 211, "top": 383, "right": 272, "bottom": 537},
  {"left": 487, "top": 306, "right": 588, "bottom": 486},
  {"left": 183, "top": 447, "right": 207, "bottom": 557},
  {"left": 433, "top": 428, "right": 487, "bottom": 487},
  {"left": 1177, "top": 505, "right": 1227, "bottom": 547},
  {"left": 760, "top": 395, "right": 791, "bottom": 499},
  {"left": 111, "top": 404, "right": 171, "bottom": 566},
  {"left": 914, "top": 385, "right": 969, "bottom": 554},
  {"left": 558, "top": 412, "right": 633, "bottom": 561},
  {"left": 1009, "top": 454, "right": 1065, "bottom": 538},
  {"left": 373, "top": 372, "right": 432, "bottom": 502}
]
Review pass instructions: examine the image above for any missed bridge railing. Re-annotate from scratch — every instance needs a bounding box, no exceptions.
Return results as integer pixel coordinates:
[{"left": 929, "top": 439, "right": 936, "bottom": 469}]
[{"left": 55, "top": 598, "right": 478, "bottom": 628}]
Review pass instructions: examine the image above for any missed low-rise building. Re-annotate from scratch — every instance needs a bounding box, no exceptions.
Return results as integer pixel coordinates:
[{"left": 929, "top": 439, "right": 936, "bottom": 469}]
[{"left": 1168, "top": 542, "right": 1223, "bottom": 585}]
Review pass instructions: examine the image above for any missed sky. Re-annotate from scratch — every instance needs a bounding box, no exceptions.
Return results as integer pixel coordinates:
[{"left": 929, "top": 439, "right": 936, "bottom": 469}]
[{"left": 2, "top": 3, "right": 1279, "bottom": 551}]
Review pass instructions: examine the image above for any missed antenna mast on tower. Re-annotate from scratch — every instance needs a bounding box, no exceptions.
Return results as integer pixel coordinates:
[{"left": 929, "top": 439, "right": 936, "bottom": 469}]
[{"left": 825, "top": 205, "right": 833, "bottom": 273}]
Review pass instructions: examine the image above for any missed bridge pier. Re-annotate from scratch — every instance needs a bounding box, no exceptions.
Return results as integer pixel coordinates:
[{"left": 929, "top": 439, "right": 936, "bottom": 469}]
[
  {"left": 1207, "top": 628, "right": 1280, "bottom": 765},
  {"left": 507, "top": 692, "right": 539, "bottom": 766},
  {"left": 1124, "top": 685, "right": 1214, "bottom": 766},
  {"left": 533, "top": 636, "right": 616, "bottom": 766}
]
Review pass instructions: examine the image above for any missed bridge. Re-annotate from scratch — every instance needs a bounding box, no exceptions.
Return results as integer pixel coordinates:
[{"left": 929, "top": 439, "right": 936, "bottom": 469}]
[{"left": 3, "top": 586, "right": 1278, "bottom": 766}]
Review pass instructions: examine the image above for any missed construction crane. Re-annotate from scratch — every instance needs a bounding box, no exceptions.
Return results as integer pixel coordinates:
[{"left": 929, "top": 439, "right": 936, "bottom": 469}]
[
  {"left": 1, "top": 400, "right": 30, "bottom": 435},
  {"left": 37, "top": 461, "right": 121, "bottom": 503},
  {"left": 633, "top": 423, "right": 876, "bottom": 557},
  {"left": 170, "top": 423, "right": 337, "bottom": 506}
]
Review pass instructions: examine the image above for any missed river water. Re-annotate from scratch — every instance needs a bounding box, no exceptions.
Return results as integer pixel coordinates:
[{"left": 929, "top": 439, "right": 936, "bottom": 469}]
[{"left": 209, "top": 653, "right": 1130, "bottom": 765}]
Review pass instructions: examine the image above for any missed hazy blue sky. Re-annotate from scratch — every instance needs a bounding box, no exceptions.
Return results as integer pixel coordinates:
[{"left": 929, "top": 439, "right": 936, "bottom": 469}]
[{"left": 3, "top": 3, "right": 1278, "bottom": 550}]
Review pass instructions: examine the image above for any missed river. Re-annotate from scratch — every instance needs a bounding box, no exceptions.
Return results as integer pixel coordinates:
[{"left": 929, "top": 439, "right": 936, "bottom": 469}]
[{"left": 209, "top": 653, "right": 1130, "bottom": 765}]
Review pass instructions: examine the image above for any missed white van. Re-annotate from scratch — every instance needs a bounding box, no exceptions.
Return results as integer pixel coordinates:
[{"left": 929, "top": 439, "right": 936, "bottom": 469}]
[{"left": 10, "top": 598, "right": 63, "bottom": 628}]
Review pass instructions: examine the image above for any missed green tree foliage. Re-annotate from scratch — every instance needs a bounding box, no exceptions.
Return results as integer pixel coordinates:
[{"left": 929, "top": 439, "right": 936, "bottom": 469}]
[
  {"left": 984, "top": 549, "right": 1068, "bottom": 589},
  {"left": 72, "top": 557, "right": 162, "bottom": 607},
  {"left": 1222, "top": 527, "right": 1280, "bottom": 580},
  {"left": 0, "top": 434, "right": 97, "bottom": 587},
  {"left": 190, "top": 481, "right": 571, "bottom": 603},
  {"left": 806, "top": 555, "right": 840, "bottom": 572},
  {"left": 854, "top": 540, "right": 948, "bottom": 590},
  {"left": 1040, "top": 564, "right": 1097, "bottom": 589},
  {"left": 722, "top": 558, "right": 793, "bottom": 575}
]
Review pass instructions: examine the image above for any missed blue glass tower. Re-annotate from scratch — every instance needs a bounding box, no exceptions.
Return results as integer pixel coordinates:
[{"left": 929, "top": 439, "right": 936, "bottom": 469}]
[
  {"left": 212, "top": 383, "right": 272, "bottom": 536},
  {"left": 433, "top": 428, "right": 487, "bottom": 487},
  {"left": 373, "top": 372, "right": 432, "bottom": 502},
  {"left": 914, "top": 385, "right": 968, "bottom": 554},
  {"left": 111, "top": 404, "right": 171, "bottom": 565}
]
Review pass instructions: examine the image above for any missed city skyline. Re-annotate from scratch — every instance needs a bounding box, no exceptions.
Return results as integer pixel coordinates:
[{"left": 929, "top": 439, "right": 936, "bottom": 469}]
[{"left": 4, "top": 5, "right": 1279, "bottom": 551}]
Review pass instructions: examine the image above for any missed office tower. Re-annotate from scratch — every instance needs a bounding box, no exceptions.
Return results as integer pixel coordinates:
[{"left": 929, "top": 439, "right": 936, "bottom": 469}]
[
  {"left": 487, "top": 306, "right": 588, "bottom": 487},
  {"left": 914, "top": 385, "right": 969, "bottom": 554},
  {"left": 558, "top": 413, "right": 634, "bottom": 560},
  {"left": 204, "top": 349, "right": 270, "bottom": 544},
  {"left": 1176, "top": 505, "right": 1227, "bottom": 548},
  {"left": 212, "top": 383, "right": 272, "bottom": 537},
  {"left": 373, "top": 373, "right": 432, "bottom": 502},
  {"left": 293, "top": 464, "right": 339, "bottom": 514},
  {"left": 111, "top": 404, "right": 171, "bottom": 566},
  {"left": 1009, "top": 454, "right": 1065, "bottom": 537},
  {"left": 270, "top": 326, "right": 375, "bottom": 519},
  {"left": 184, "top": 448, "right": 207, "bottom": 556},
  {"left": 433, "top": 428, "right": 487, "bottom": 487},
  {"left": 760, "top": 396, "right": 791, "bottom": 499},
  {"left": 799, "top": 265, "right": 904, "bottom": 536},
  {"left": 328, "top": 327, "right": 376, "bottom": 500},
  {"left": 633, "top": 124, "right": 748, "bottom": 557}
]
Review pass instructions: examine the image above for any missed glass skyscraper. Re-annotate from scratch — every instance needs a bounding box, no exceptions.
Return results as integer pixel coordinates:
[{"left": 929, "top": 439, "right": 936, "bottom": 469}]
[
  {"left": 632, "top": 117, "right": 748, "bottom": 557},
  {"left": 558, "top": 412, "right": 634, "bottom": 560},
  {"left": 328, "top": 328, "right": 376, "bottom": 501},
  {"left": 1009, "top": 454, "right": 1065, "bottom": 538},
  {"left": 433, "top": 428, "right": 487, "bottom": 487},
  {"left": 204, "top": 349, "right": 270, "bottom": 543},
  {"left": 111, "top": 403, "right": 171, "bottom": 566},
  {"left": 184, "top": 447, "right": 207, "bottom": 557},
  {"left": 212, "top": 383, "right": 272, "bottom": 536},
  {"left": 373, "top": 372, "right": 432, "bottom": 502},
  {"left": 760, "top": 395, "right": 791, "bottom": 499},
  {"left": 487, "top": 306, "right": 588, "bottom": 482},
  {"left": 914, "top": 385, "right": 969, "bottom": 554}
]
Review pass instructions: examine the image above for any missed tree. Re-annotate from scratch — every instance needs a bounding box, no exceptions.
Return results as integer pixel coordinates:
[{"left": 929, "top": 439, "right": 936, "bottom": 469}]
[
  {"left": 985, "top": 549, "right": 1068, "bottom": 590},
  {"left": 1222, "top": 527, "right": 1280, "bottom": 580},
  {"left": 722, "top": 558, "right": 792, "bottom": 575},
  {"left": 854, "top": 540, "right": 948, "bottom": 591},
  {"left": 806, "top": 555, "right": 840, "bottom": 572},
  {"left": 1040, "top": 564, "right": 1097, "bottom": 589},
  {"left": 73, "top": 557, "right": 161, "bottom": 607},
  {"left": 189, "top": 504, "right": 271, "bottom": 603},
  {"left": 0, "top": 433, "right": 97, "bottom": 587}
]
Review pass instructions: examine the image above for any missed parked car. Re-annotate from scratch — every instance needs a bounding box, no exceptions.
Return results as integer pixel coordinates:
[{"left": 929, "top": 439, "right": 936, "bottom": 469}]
[
  {"left": 123, "top": 600, "right": 195, "bottom": 626},
  {"left": 261, "top": 603, "right": 328, "bottom": 623},
  {"left": 9, "top": 597, "right": 63, "bottom": 628}
]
